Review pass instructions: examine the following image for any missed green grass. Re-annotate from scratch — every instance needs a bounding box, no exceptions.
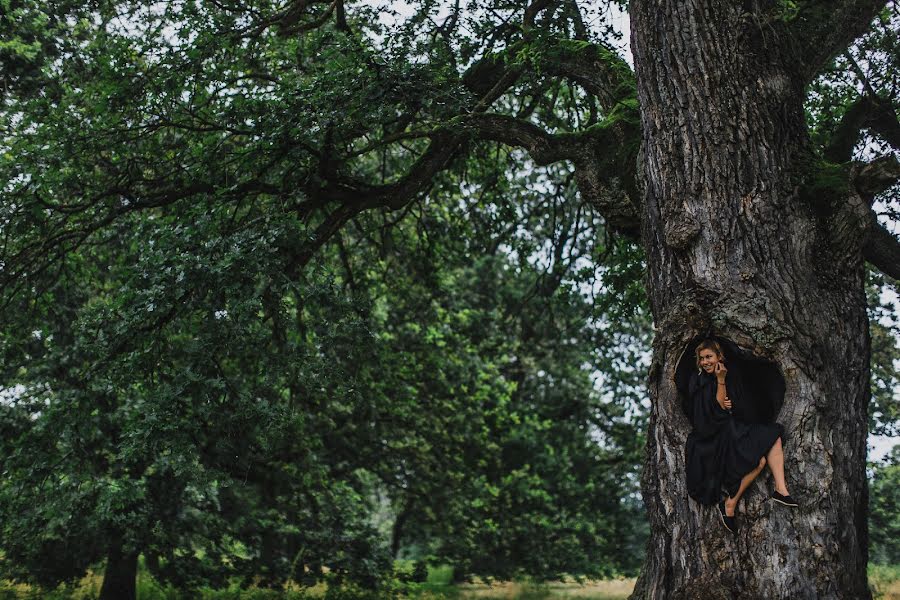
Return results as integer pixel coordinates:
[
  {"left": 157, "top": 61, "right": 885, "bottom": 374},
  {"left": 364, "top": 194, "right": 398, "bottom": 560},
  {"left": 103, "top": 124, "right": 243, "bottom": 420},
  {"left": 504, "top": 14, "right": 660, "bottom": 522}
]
[
  {"left": 426, "top": 566, "right": 454, "bottom": 587},
  {"left": 1, "top": 564, "right": 897, "bottom": 599},
  {"left": 870, "top": 564, "right": 900, "bottom": 599}
]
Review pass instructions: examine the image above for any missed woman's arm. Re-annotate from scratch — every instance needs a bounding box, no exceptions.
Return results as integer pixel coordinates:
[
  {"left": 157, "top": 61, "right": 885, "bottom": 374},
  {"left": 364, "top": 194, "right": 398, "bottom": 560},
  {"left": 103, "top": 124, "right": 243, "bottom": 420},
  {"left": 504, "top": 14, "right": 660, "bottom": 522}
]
[{"left": 715, "top": 363, "right": 732, "bottom": 410}]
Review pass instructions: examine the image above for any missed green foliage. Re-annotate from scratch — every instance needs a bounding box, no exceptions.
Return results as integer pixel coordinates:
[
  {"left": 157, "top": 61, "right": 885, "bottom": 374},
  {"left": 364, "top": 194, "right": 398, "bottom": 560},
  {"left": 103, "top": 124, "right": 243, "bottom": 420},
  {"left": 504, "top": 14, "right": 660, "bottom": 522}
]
[
  {"left": 796, "top": 158, "right": 852, "bottom": 211},
  {"left": 0, "top": 199, "right": 398, "bottom": 590},
  {"left": 1, "top": 112, "right": 650, "bottom": 595},
  {"left": 774, "top": 0, "right": 800, "bottom": 22},
  {"left": 870, "top": 446, "right": 900, "bottom": 565},
  {"left": 866, "top": 269, "right": 900, "bottom": 437},
  {"left": 322, "top": 160, "right": 651, "bottom": 581}
]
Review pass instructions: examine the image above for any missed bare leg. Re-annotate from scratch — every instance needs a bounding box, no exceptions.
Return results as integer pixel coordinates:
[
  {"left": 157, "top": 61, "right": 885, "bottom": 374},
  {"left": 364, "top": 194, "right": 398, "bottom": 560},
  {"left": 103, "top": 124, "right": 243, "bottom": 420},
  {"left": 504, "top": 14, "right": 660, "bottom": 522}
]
[
  {"left": 725, "top": 457, "right": 766, "bottom": 516},
  {"left": 766, "top": 437, "right": 790, "bottom": 495}
]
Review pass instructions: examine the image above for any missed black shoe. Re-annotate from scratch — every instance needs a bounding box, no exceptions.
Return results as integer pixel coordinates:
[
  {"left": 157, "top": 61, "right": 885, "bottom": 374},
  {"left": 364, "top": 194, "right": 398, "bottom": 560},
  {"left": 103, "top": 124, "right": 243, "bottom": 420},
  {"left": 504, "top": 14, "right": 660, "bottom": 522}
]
[
  {"left": 717, "top": 501, "right": 736, "bottom": 534},
  {"left": 771, "top": 490, "right": 799, "bottom": 507}
]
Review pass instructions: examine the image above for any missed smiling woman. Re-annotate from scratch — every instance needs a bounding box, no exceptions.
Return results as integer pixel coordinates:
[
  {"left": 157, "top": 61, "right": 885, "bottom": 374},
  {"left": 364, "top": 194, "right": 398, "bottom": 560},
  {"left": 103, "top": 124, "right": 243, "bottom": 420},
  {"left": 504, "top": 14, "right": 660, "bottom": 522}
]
[{"left": 676, "top": 338, "right": 797, "bottom": 535}]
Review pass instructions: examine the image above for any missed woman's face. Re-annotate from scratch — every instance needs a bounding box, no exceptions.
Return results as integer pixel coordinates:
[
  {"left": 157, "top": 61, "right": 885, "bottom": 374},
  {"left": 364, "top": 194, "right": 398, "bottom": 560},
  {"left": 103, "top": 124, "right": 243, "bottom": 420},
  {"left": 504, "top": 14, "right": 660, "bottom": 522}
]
[{"left": 698, "top": 348, "right": 721, "bottom": 374}]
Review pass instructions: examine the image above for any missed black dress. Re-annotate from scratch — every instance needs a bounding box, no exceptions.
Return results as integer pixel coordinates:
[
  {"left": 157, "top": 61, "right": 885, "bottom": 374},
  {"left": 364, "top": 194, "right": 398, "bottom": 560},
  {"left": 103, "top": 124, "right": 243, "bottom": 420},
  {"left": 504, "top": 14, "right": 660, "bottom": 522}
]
[{"left": 680, "top": 359, "right": 784, "bottom": 506}]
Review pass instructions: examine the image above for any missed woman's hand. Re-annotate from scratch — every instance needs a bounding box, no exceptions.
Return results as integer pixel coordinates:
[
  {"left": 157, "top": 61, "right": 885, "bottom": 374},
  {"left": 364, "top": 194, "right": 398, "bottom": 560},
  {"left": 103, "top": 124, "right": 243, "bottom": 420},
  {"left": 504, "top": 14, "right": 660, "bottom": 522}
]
[
  {"left": 718, "top": 395, "right": 732, "bottom": 411},
  {"left": 714, "top": 362, "right": 728, "bottom": 382}
]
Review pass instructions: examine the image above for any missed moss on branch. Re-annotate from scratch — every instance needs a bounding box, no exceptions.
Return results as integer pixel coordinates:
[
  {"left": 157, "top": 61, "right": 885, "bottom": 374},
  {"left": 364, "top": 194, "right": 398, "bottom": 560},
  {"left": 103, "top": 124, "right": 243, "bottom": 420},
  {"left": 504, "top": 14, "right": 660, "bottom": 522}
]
[
  {"left": 462, "top": 34, "right": 636, "bottom": 110},
  {"left": 797, "top": 157, "right": 852, "bottom": 213}
]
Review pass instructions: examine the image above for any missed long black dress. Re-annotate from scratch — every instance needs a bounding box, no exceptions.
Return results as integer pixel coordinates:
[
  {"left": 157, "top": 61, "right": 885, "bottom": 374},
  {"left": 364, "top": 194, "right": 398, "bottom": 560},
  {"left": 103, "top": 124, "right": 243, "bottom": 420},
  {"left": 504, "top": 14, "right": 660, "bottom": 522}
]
[{"left": 680, "top": 358, "right": 784, "bottom": 506}]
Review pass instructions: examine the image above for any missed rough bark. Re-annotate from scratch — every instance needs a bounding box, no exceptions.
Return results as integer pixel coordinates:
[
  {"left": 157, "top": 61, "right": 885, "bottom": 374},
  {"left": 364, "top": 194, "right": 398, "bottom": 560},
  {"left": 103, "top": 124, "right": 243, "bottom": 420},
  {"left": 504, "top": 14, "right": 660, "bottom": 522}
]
[
  {"left": 629, "top": 1, "right": 872, "bottom": 598},
  {"left": 98, "top": 542, "right": 138, "bottom": 600}
]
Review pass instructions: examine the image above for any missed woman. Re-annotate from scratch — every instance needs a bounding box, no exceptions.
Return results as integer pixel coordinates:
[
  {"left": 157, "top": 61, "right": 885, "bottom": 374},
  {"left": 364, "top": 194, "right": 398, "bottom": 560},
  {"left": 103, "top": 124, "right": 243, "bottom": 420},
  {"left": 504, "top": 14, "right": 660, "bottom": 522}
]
[{"left": 682, "top": 338, "right": 798, "bottom": 534}]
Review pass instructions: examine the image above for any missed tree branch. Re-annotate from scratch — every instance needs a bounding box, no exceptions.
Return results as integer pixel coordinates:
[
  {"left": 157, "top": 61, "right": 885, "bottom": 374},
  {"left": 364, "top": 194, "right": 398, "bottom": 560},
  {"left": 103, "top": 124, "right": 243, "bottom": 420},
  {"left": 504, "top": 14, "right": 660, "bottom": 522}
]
[
  {"left": 290, "top": 93, "right": 643, "bottom": 270},
  {"left": 277, "top": 0, "right": 335, "bottom": 35},
  {"left": 854, "top": 156, "right": 900, "bottom": 280},
  {"left": 539, "top": 40, "right": 636, "bottom": 110},
  {"left": 0, "top": 173, "right": 281, "bottom": 310},
  {"left": 826, "top": 94, "right": 900, "bottom": 162},
  {"left": 787, "top": 0, "right": 889, "bottom": 81},
  {"left": 451, "top": 113, "right": 579, "bottom": 165},
  {"left": 524, "top": 0, "right": 558, "bottom": 32},
  {"left": 825, "top": 96, "right": 876, "bottom": 163},
  {"left": 462, "top": 34, "right": 635, "bottom": 112},
  {"left": 863, "top": 217, "right": 900, "bottom": 280},
  {"left": 868, "top": 97, "right": 900, "bottom": 151},
  {"left": 281, "top": 0, "right": 337, "bottom": 35},
  {"left": 445, "top": 110, "right": 643, "bottom": 232},
  {"left": 456, "top": 34, "right": 641, "bottom": 239},
  {"left": 8, "top": 26, "right": 642, "bottom": 293},
  {"left": 853, "top": 154, "right": 900, "bottom": 200}
]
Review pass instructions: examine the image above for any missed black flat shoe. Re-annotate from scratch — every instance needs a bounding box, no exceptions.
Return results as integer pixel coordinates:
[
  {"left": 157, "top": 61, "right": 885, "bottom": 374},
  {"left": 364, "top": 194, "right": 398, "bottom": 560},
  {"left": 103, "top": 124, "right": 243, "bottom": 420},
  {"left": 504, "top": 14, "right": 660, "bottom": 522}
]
[
  {"left": 771, "top": 490, "right": 799, "bottom": 507},
  {"left": 718, "top": 501, "right": 736, "bottom": 534}
]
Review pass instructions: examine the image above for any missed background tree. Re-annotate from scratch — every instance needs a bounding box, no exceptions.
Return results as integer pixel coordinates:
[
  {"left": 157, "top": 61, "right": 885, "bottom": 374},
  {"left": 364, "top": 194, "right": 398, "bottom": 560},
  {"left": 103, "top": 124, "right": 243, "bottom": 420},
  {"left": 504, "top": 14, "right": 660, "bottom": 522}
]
[
  {"left": 867, "top": 268, "right": 900, "bottom": 436},
  {"left": 1, "top": 0, "right": 898, "bottom": 599},
  {"left": 1, "top": 84, "right": 652, "bottom": 597},
  {"left": 869, "top": 445, "right": 900, "bottom": 565}
]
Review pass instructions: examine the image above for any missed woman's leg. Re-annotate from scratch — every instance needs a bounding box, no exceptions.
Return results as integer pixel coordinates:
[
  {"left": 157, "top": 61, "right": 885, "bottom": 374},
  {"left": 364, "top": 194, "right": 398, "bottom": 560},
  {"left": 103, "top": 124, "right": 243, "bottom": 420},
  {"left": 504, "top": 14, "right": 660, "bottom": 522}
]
[
  {"left": 766, "top": 436, "right": 790, "bottom": 495},
  {"left": 725, "top": 457, "right": 766, "bottom": 516}
]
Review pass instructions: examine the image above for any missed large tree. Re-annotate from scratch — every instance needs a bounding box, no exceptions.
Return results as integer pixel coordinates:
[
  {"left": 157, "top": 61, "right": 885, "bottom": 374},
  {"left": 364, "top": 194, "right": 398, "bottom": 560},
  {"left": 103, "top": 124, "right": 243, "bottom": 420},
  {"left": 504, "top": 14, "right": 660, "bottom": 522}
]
[
  {"left": 631, "top": 3, "right": 898, "bottom": 597},
  {"left": 1, "top": 0, "right": 898, "bottom": 598}
]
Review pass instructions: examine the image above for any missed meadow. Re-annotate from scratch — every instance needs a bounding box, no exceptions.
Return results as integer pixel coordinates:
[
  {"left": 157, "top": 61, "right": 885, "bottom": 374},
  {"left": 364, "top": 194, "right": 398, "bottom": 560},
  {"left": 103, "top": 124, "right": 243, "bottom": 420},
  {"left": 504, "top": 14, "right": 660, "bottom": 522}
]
[{"left": 2, "top": 563, "right": 898, "bottom": 599}]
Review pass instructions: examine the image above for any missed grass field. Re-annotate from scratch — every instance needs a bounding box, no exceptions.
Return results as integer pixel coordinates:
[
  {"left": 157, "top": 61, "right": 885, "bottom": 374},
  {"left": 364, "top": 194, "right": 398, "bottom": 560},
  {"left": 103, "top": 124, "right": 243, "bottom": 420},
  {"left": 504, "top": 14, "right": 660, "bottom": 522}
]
[
  {"left": 1, "top": 565, "right": 898, "bottom": 599},
  {"left": 871, "top": 564, "right": 900, "bottom": 600},
  {"left": 452, "top": 579, "right": 636, "bottom": 599}
]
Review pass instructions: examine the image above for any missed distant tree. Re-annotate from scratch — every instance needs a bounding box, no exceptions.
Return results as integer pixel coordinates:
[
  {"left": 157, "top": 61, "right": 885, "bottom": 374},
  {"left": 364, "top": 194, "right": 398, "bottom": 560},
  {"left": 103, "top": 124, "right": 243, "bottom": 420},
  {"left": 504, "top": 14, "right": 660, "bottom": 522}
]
[
  {"left": 0, "top": 147, "right": 651, "bottom": 597},
  {"left": 370, "top": 172, "right": 652, "bottom": 580},
  {"left": 869, "top": 445, "right": 900, "bottom": 565},
  {"left": 867, "top": 269, "right": 900, "bottom": 436},
  {"left": 0, "top": 206, "right": 395, "bottom": 597}
]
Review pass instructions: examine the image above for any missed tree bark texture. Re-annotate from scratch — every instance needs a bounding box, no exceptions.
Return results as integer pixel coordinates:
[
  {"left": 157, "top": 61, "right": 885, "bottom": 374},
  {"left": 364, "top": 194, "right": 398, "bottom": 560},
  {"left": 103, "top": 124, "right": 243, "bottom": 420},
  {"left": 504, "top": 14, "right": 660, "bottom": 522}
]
[
  {"left": 629, "top": 1, "right": 872, "bottom": 598},
  {"left": 98, "top": 543, "right": 138, "bottom": 600}
]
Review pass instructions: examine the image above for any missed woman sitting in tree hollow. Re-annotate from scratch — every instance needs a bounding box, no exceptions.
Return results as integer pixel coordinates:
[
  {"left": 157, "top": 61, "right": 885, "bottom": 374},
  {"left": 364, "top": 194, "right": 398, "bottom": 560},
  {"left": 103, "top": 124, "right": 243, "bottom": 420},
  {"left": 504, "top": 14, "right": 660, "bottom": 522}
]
[{"left": 682, "top": 338, "right": 798, "bottom": 533}]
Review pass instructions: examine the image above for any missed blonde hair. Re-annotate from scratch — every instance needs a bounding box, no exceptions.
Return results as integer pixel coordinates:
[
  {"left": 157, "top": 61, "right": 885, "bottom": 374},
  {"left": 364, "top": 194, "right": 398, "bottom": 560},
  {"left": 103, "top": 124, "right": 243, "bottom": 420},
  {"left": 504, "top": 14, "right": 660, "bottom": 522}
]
[{"left": 695, "top": 338, "right": 725, "bottom": 371}]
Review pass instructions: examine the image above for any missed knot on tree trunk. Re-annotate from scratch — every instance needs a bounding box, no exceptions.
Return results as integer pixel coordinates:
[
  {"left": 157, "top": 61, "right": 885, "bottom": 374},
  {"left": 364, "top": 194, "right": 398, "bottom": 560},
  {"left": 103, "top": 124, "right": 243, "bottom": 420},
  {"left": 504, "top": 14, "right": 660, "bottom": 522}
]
[{"left": 663, "top": 213, "right": 701, "bottom": 249}]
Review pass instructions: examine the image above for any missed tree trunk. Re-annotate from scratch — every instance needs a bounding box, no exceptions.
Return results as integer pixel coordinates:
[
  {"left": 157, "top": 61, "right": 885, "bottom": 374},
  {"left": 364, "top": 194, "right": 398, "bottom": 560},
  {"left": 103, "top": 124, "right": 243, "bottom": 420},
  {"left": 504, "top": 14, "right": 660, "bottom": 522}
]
[
  {"left": 629, "top": 1, "right": 872, "bottom": 598},
  {"left": 391, "top": 502, "right": 412, "bottom": 559},
  {"left": 98, "top": 542, "right": 138, "bottom": 600}
]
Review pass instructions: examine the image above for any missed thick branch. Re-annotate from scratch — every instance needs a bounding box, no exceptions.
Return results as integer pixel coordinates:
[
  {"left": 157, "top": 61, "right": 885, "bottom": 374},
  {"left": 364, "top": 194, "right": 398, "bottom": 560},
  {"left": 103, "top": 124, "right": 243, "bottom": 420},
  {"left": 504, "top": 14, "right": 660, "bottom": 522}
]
[
  {"left": 825, "top": 96, "right": 875, "bottom": 163},
  {"left": 788, "top": 0, "right": 889, "bottom": 81},
  {"left": 277, "top": 0, "right": 335, "bottom": 35},
  {"left": 293, "top": 116, "right": 566, "bottom": 270},
  {"left": 10, "top": 31, "right": 641, "bottom": 290},
  {"left": 281, "top": 0, "right": 336, "bottom": 35},
  {"left": 462, "top": 35, "right": 635, "bottom": 112},
  {"left": 452, "top": 113, "right": 580, "bottom": 165},
  {"left": 853, "top": 154, "right": 900, "bottom": 200},
  {"left": 868, "top": 97, "right": 900, "bottom": 151},
  {"left": 523, "top": 0, "right": 557, "bottom": 31},
  {"left": 451, "top": 109, "right": 641, "bottom": 237},
  {"left": 287, "top": 131, "right": 464, "bottom": 272},
  {"left": 457, "top": 35, "right": 640, "bottom": 238},
  {"left": 826, "top": 94, "right": 900, "bottom": 162},
  {"left": 539, "top": 40, "right": 636, "bottom": 110},
  {"left": 292, "top": 100, "right": 643, "bottom": 270},
  {"left": 864, "top": 217, "right": 900, "bottom": 280}
]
